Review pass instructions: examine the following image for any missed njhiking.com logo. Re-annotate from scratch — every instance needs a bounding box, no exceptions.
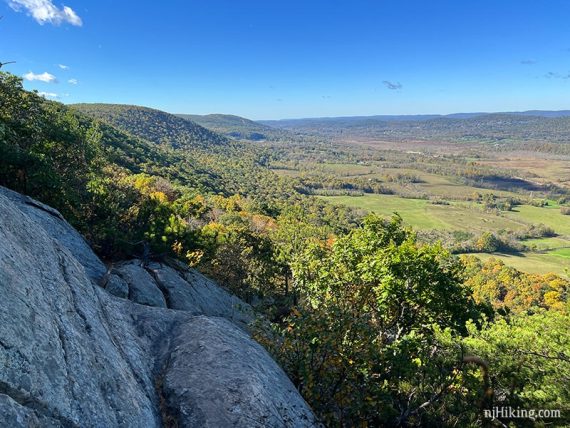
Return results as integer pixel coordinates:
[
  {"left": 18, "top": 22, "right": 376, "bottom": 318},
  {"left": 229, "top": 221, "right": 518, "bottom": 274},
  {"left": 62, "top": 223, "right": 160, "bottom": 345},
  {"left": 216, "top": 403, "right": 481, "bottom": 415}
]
[{"left": 484, "top": 407, "right": 562, "bottom": 421}]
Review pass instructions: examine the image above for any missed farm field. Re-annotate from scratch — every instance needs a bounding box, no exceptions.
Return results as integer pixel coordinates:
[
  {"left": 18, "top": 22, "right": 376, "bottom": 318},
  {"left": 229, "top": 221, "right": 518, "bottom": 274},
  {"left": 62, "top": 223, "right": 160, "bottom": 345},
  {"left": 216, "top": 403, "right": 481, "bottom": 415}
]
[
  {"left": 524, "top": 236, "right": 570, "bottom": 250},
  {"left": 321, "top": 194, "right": 570, "bottom": 276},
  {"left": 473, "top": 252, "right": 569, "bottom": 276},
  {"left": 320, "top": 194, "right": 527, "bottom": 232},
  {"left": 478, "top": 157, "right": 570, "bottom": 187},
  {"left": 273, "top": 163, "right": 523, "bottom": 200},
  {"left": 504, "top": 204, "right": 570, "bottom": 235}
]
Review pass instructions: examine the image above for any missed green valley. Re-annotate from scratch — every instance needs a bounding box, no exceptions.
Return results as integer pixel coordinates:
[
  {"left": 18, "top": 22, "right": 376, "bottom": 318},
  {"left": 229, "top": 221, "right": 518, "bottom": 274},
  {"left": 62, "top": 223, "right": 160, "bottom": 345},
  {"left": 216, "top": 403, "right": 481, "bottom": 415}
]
[
  {"left": 2, "top": 72, "right": 569, "bottom": 427},
  {"left": 4, "top": 3, "right": 570, "bottom": 427}
]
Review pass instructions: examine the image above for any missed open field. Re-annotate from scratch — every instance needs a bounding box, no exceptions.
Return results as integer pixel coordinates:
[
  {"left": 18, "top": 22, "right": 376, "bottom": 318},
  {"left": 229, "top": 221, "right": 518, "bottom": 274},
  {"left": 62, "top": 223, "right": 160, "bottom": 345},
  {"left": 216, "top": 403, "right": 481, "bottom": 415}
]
[
  {"left": 273, "top": 163, "right": 524, "bottom": 200},
  {"left": 270, "top": 135, "right": 570, "bottom": 276},
  {"left": 478, "top": 157, "right": 570, "bottom": 187},
  {"left": 320, "top": 194, "right": 528, "bottom": 233},
  {"left": 524, "top": 236, "right": 570, "bottom": 250},
  {"left": 505, "top": 205, "right": 570, "bottom": 235},
  {"left": 474, "top": 252, "right": 569, "bottom": 276},
  {"left": 321, "top": 194, "right": 570, "bottom": 276}
]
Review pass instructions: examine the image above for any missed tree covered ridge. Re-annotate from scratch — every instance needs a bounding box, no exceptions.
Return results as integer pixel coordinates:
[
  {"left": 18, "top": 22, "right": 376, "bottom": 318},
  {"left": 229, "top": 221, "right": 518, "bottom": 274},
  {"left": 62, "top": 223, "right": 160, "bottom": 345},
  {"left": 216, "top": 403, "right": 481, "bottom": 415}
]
[
  {"left": 1, "top": 72, "right": 569, "bottom": 427},
  {"left": 73, "top": 103, "right": 229, "bottom": 149},
  {"left": 177, "top": 112, "right": 303, "bottom": 142}
]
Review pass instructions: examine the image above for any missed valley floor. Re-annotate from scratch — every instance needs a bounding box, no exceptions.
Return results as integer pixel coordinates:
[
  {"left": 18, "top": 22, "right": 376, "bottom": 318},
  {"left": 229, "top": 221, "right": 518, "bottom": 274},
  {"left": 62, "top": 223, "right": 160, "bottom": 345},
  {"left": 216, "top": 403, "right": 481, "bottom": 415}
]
[{"left": 271, "top": 139, "right": 570, "bottom": 277}]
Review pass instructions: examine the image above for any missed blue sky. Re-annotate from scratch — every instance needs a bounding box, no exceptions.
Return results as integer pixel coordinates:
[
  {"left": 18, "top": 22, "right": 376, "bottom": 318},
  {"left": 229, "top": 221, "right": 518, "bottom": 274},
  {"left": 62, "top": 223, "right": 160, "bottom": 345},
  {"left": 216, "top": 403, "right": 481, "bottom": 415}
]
[{"left": 2, "top": 0, "right": 570, "bottom": 119}]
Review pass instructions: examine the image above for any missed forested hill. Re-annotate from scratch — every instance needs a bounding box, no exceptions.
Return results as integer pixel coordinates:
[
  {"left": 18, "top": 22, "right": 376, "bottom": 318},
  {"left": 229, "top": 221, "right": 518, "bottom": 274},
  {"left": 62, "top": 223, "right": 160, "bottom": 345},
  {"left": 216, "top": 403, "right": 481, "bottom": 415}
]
[
  {"left": 67, "top": 103, "right": 268, "bottom": 197},
  {"left": 71, "top": 102, "right": 298, "bottom": 200},
  {"left": 1, "top": 72, "right": 302, "bottom": 259},
  {"left": 73, "top": 103, "right": 228, "bottom": 150},
  {"left": 178, "top": 113, "right": 275, "bottom": 141},
  {"left": 177, "top": 113, "right": 307, "bottom": 143}
]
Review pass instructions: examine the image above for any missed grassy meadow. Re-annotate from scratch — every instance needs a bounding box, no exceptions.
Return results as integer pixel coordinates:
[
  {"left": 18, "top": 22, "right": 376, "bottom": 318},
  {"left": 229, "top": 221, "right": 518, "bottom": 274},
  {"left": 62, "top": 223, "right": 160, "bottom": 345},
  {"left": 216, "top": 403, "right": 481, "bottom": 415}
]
[
  {"left": 319, "top": 194, "right": 527, "bottom": 232},
  {"left": 320, "top": 194, "right": 570, "bottom": 275}
]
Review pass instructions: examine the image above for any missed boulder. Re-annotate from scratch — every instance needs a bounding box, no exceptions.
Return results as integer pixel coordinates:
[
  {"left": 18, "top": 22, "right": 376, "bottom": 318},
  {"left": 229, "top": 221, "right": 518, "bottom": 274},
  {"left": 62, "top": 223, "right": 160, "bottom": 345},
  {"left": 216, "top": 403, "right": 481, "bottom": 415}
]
[
  {"left": 114, "top": 262, "right": 167, "bottom": 308},
  {"left": 0, "top": 394, "right": 62, "bottom": 428},
  {"left": 103, "top": 273, "right": 129, "bottom": 299},
  {"left": 148, "top": 264, "right": 254, "bottom": 327},
  {"left": 0, "top": 189, "right": 161, "bottom": 427}
]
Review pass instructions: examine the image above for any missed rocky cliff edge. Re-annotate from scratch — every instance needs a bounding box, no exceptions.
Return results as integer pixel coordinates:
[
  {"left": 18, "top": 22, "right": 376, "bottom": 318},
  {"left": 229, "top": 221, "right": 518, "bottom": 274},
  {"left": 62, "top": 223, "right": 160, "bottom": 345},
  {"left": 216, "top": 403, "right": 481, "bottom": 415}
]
[{"left": 0, "top": 186, "right": 318, "bottom": 427}]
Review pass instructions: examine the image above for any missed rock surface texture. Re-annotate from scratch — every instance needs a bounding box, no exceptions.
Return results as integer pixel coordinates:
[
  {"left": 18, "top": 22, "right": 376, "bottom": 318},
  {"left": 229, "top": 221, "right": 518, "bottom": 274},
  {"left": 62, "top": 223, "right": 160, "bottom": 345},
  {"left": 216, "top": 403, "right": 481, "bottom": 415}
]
[{"left": 0, "top": 186, "right": 318, "bottom": 427}]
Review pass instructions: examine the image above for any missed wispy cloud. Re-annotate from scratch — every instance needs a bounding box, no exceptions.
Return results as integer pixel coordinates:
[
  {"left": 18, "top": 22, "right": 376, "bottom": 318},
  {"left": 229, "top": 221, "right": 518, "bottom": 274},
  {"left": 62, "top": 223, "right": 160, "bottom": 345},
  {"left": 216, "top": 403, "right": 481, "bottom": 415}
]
[
  {"left": 38, "top": 91, "right": 59, "bottom": 98},
  {"left": 8, "top": 0, "right": 82, "bottom": 26},
  {"left": 67, "top": 78, "right": 78, "bottom": 84},
  {"left": 545, "top": 71, "right": 570, "bottom": 79},
  {"left": 23, "top": 71, "right": 57, "bottom": 83},
  {"left": 520, "top": 59, "right": 537, "bottom": 65},
  {"left": 383, "top": 80, "right": 403, "bottom": 90},
  {"left": 58, "top": 64, "right": 69, "bottom": 70}
]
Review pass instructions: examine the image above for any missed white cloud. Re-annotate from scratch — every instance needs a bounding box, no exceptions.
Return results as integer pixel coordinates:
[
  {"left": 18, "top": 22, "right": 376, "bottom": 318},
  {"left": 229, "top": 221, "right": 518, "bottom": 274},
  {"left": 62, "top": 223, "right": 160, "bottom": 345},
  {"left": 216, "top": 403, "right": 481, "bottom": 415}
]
[
  {"left": 38, "top": 91, "right": 59, "bottom": 98},
  {"left": 58, "top": 64, "right": 69, "bottom": 70},
  {"left": 67, "top": 78, "right": 78, "bottom": 85},
  {"left": 23, "top": 71, "right": 57, "bottom": 83},
  {"left": 8, "top": 0, "right": 82, "bottom": 26}
]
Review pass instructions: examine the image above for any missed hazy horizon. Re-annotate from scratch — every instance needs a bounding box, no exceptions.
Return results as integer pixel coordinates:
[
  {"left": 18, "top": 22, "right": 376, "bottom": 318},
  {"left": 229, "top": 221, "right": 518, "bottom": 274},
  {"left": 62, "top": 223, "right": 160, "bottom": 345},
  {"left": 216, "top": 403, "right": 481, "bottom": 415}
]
[{"left": 72, "top": 103, "right": 570, "bottom": 123}]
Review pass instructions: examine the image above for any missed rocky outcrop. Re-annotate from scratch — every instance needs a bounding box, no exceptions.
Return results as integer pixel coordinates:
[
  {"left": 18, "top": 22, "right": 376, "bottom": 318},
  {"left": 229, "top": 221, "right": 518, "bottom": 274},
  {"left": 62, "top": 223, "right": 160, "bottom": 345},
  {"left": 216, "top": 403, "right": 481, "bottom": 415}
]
[
  {"left": 103, "top": 259, "right": 255, "bottom": 328},
  {"left": 103, "top": 273, "right": 129, "bottom": 299},
  {"left": 0, "top": 186, "right": 318, "bottom": 428},
  {"left": 0, "top": 186, "right": 106, "bottom": 283},
  {"left": 160, "top": 317, "right": 317, "bottom": 427},
  {"left": 113, "top": 262, "right": 168, "bottom": 308}
]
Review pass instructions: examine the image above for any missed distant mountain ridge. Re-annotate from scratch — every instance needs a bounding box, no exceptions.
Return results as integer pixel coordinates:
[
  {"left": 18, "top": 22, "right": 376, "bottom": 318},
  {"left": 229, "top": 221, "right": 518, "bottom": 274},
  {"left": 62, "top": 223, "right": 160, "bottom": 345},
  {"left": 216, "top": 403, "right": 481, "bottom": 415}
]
[
  {"left": 257, "top": 110, "right": 570, "bottom": 145},
  {"left": 176, "top": 113, "right": 310, "bottom": 143},
  {"left": 259, "top": 110, "right": 570, "bottom": 126},
  {"left": 72, "top": 102, "right": 570, "bottom": 148}
]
